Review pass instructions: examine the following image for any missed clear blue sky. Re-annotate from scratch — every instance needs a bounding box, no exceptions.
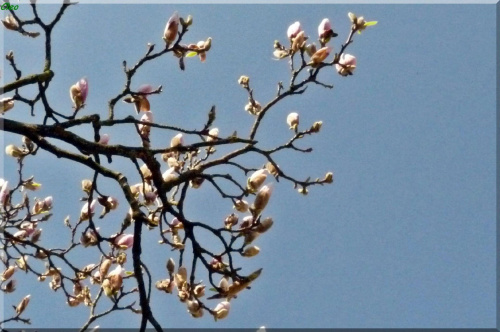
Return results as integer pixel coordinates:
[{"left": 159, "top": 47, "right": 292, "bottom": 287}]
[{"left": 1, "top": 2, "right": 497, "bottom": 329}]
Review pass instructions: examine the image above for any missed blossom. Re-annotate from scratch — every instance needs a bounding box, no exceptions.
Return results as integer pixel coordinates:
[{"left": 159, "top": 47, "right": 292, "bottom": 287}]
[
  {"left": 233, "top": 199, "right": 249, "bottom": 213},
  {"left": 1, "top": 266, "right": 16, "bottom": 281},
  {"left": 170, "top": 133, "right": 184, "bottom": 147},
  {"left": 213, "top": 301, "right": 231, "bottom": 321},
  {"left": 80, "top": 199, "right": 97, "bottom": 221},
  {"left": 287, "top": 21, "right": 301, "bottom": 39},
  {"left": 162, "top": 167, "right": 178, "bottom": 183},
  {"left": 139, "top": 111, "right": 153, "bottom": 138},
  {"left": 242, "top": 246, "right": 260, "bottom": 257},
  {"left": 317, "top": 18, "right": 337, "bottom": 43},
  {"left": 163, "top": 11, "right": 180, "bottom": 45},
  {"left": 287, "top": 112, "right": 299, "bottom": 130},
  {"left": 15, "top": 294, "right": 30, "bottom": 315},
  {"left": 291, "top": 31, "right": 306, "bottom": 54},
  {"left": 123, "top": 84, "right": 153, "bottom": 113},
  {"left": 114, "top": 233, "right": 134, "bottom": 249},
  {"left": 308, "top": 46, "right": 331, "bottom": 67},
  {"left": 251, "top": 184, "right": 273, "bottom": 215},
  {"left": 247, "top": 169, "right": 268, "bottom": 193},
  {"left": 0, "top": 98, "right": 14, "bottom": 115},
  {"left": 1, "top": 15, "right": 19, "bottom": 31},
  {"left": 32, "top": 196, "right": 53, "bottom": 215},
  {"left": 69, "top": 77, "right": 88, "bottom": 112},
  {"left": 336, "top": 53, "right": 357, "bottom": 76},
  {"left": 206, "top": 128, "right": 219, "bottom": 142},
  {"left": 98, "top": 134, "right": 110, "bottom": 145},
  {"left": 5, "top": 144, "right": 24, "bottom": 158}
]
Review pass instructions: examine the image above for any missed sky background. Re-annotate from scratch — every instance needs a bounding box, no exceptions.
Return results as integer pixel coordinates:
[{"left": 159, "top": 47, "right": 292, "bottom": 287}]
[{"left": 1, "top": 1, "right": 497, "bottom": 330}]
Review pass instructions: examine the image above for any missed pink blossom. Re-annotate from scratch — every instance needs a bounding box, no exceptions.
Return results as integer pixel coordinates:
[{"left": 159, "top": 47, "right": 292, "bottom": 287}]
[
  {"left": 138, "top": 84, "right": 154, "bottom": 94},
  {"left": 163, "top": 11, "right": 180, "bottom": 45},
  {"left": 318, "top": 18, "right": 331, "bottom": 38},
  {"left": 43, "top": 196, "right": 53, "bottom": 210},
  {"left": 78, "top": 78, "right": 88, "bottom": 103},
  {"left": 336, "top": 53, "right": 357, "bottom": 76},
  {"left": 114, "top": 234, "right": 134, "bottom": 249},
  {"left": 287, "top": 21, "right": 301, "bottom": 39},
  {"left": 98, "top": 134, "right": 110, "bottom": 145}
]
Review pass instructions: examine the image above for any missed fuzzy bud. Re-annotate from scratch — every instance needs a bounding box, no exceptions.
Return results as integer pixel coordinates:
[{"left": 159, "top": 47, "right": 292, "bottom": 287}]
[{"left": 242, "top": 246, "right": 260, "bottom": 257}]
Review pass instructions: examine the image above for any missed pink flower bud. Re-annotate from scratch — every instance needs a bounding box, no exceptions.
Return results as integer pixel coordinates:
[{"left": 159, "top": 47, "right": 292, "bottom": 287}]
[
  {"left": 138, "top": 84, "right": 154, "bottom": 94},
  {"left": 318, "top": 18, "right": 331, "bottom": 38},
  {"left": 44, "top": 196, "right": 53, "bottom": 209},
  {"left": 170, "top": 217, "right": 183, "bottom": 229},
  {"left": 336, "top": 53, "right": 357, "bottom": 76},
  {"left": 70, "top": 78, "right": 88, "bottom": 111},
  {"left": 139, "top": 111, "right": 153, "bottom": 138},
  {"left": 287, "top": 21, "right": 301, "bottom": 39},
  {"left": 114, "top": 233, "right": 134, "bottom": 250},
  {"left": 79, "top": 78, "right": 88, "bottom": 103},
  {"left": 98, "top": 134, "right": 110, "bottom": 145},
  {"left": 80, "top": 199, "right": 97, "bottom": 221},
  {"left": 163, "top": 11, "right": 180, "bottom": 45}
]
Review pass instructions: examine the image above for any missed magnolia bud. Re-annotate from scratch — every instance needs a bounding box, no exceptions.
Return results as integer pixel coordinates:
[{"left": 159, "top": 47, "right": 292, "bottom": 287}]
[
  {"left": 310, "top": 121, "right": 323, "bottom": 133},
  {"left": 244, "top": 231, "right": 260, "bottom": 245},
  {"left": 1, "top": 265, "right": 16, "bottom": 281},
  {"left": 174, "top": 266, "right": 188, "bottom": 290},
  {"left": 287, "top": 112, "right": 299, "bottom": 130},
  {"left": 251, "top": 184, "right": 273, "bottom": 215},
  {"left": 163, "top": 11, "right": 180, "bottom": 46},
  {"left": 247, "top": 169, "right": 268, "bottom": 193},
  {"left": 287, "top": 21, "right": 301, "bottom": 39},
  {"left": 193, "top": 284, "right": 205, "bottom": 298},
  {"left": 15, "top": 294, "right": 31, "bottom": 315},
  {"left": 2, "top": 279, "right": 16, "bottom": 293},
  {"left": 185, "top": 15, "right": 193, "bottom": 26},
  {"left": 224, "top": 213, "right": 238, "bottom": 229},
  {"left": 206, "top": 127, "right": 219, "bottom": 142},
  {"left": 255, "top": 217, "right": 274, "bottom": 233},
  {"left": 336, "top": 53, "right": 357, "bottom": 76},
  {"left": 265, "top": 162, "right": 280, "bottom": 178},
  {"left": 291, "top": 30, "right": 306, "bottom": 54},
  {"left": 242, "top": 246, "right": 260, "bottom": 257},
  {"left": 5, "top": 144, "right": 24, "bottom": 158},
  {"left": 0, "top": 98, "right": 15, "bottom": 115},
  {"left": 117, "top": 252, "right": 127, "bottom": 265},
  {"left": 324, "top": 172, "right": 334, "bottom": 183},
  {"left": 233, "top": 199, "right": 249, "bottom": 213},
  {"left": 99, "top": 259, "right": 112, "bottom": 278},
  {"left": 1, "top": 15, "right": 18, "bottom": 31},
  {"left": 170, "top": 133, "right": 184, "bottom": 148},
  {"left": 213, "top": 301, "right": 230, "bottom": 321},
  {"left": 238, "top": 75, "right": 250, "bottom": 88},
  {"left": 166, "top": 258, "right": 175, "bottom": 275},
  {"left": 81, "top": 179, "right": 93, "bottom": 193},
  {"left": 348, "top": 12, "right": 357, "bottom": 23}
]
